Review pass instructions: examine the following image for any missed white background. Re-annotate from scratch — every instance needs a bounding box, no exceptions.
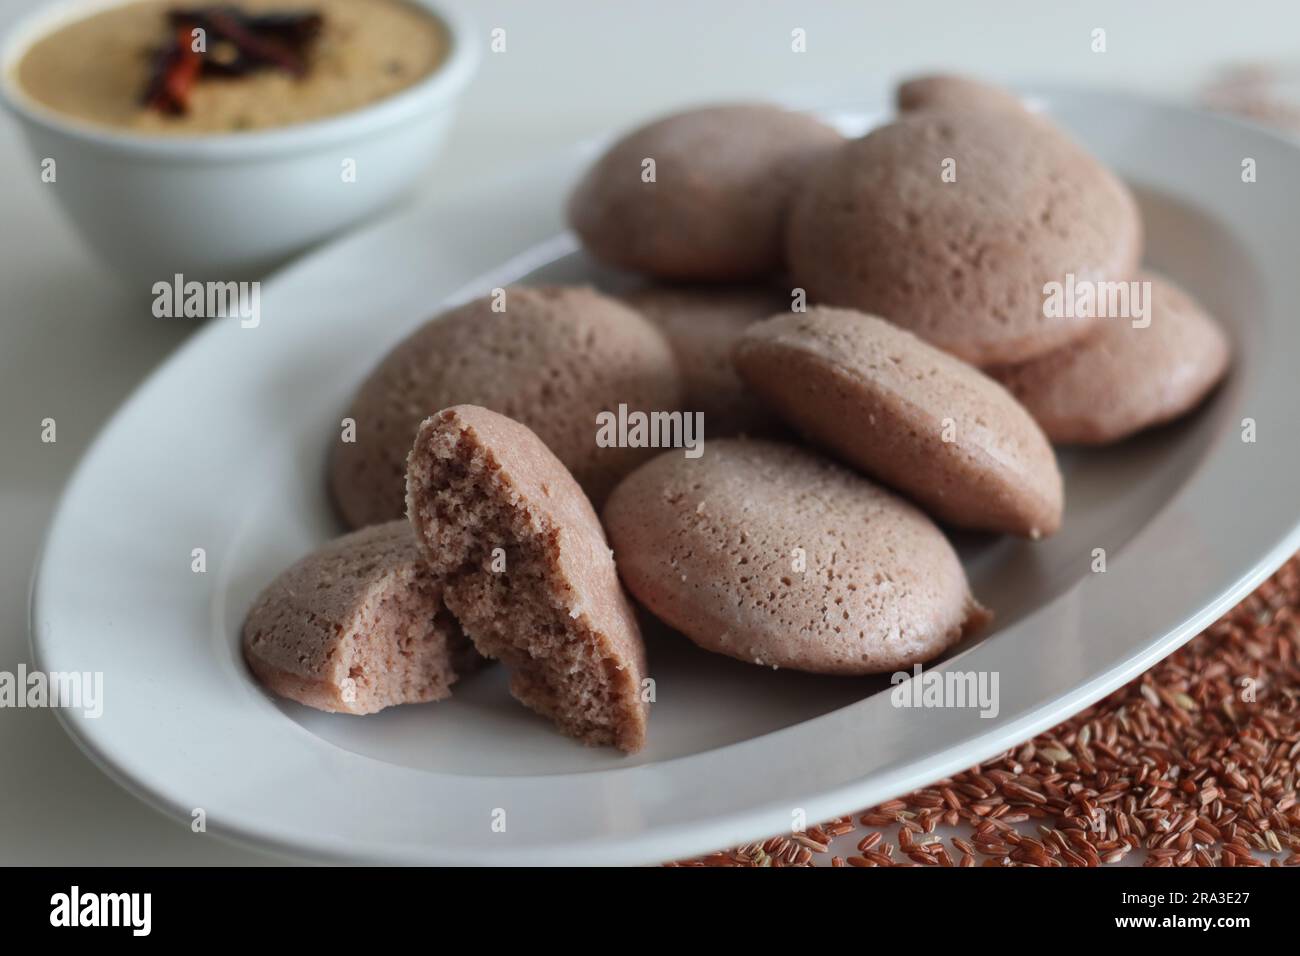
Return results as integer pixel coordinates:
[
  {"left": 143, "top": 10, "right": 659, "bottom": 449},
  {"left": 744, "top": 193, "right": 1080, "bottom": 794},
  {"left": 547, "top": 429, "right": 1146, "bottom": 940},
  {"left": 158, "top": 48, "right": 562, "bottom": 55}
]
[{"left": 0, "top": 0, "right": 1295, "bottom": 864}]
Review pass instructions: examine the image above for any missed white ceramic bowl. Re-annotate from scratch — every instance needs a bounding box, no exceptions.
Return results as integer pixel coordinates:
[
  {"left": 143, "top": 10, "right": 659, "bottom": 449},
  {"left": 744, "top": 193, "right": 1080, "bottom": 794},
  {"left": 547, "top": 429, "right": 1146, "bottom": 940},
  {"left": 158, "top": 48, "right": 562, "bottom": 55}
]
[{"left": 0, "top": 0, "right": 478, "bottom": 284}]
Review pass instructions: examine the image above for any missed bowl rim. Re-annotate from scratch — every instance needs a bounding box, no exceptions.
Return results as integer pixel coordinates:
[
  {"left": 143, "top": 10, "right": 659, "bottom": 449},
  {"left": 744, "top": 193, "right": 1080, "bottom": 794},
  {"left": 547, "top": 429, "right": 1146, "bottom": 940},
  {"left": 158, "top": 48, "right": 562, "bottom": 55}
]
[{"left": 0, "top": 0, "right": 480, "bottom": 160}]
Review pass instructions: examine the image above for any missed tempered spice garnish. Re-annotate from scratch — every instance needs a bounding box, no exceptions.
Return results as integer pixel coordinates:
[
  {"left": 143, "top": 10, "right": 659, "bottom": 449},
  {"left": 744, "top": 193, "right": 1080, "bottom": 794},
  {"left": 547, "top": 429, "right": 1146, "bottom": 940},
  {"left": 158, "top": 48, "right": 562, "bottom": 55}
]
[
  {"left": 141, "top": 6, "right": 323, "bottom": 115},
  {"left": 671, "top": 555, "right": 1300, "bottom": 868},
  {"left": 142, "top": 24, "right": 203, "bottom": 114}
]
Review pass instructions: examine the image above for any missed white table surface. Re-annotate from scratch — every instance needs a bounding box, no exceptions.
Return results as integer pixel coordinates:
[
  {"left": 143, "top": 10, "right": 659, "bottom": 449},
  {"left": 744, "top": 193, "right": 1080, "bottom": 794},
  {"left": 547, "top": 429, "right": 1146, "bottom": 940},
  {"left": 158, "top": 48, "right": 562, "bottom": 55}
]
[{"left": 0, "top": 0, "right": 1294, "bottom": 865}]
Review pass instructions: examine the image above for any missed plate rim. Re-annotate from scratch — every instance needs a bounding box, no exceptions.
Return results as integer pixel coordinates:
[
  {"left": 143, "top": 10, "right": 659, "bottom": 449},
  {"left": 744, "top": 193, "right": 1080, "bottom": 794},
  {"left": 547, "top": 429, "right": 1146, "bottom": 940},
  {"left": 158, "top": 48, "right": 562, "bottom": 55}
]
[{"left": 30, "top": 87, "right": 1300, "bottom": 865}]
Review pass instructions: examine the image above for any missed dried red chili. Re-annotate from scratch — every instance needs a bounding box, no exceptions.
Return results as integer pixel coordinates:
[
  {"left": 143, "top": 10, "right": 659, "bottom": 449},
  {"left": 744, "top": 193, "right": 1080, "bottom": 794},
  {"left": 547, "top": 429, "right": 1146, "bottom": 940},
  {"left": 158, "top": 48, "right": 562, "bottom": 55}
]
[{"left": 141, "top": 7, "right": 323, "bottom": 115}]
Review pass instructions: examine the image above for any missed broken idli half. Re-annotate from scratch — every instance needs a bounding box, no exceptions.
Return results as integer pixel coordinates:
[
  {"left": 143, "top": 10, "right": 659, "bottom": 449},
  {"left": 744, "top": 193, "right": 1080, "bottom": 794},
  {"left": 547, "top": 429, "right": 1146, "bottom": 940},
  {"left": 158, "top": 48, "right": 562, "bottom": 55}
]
[
  {"left": 603, "top": 439, "right": 989, "bottom": 676},
  {"left": 406, "top": 404, "right": 650, "bottom": 753},
  {"left": 242, "top": 520, "right": 482, "bottom": 715}
]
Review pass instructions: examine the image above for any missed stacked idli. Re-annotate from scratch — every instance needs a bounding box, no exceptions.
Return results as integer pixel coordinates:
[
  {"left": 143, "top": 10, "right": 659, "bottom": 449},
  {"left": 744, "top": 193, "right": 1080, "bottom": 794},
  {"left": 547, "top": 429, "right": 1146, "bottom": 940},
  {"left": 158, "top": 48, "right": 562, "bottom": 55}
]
[{"left": 242, "top": 79, "right": 1231, "bottom": 755}]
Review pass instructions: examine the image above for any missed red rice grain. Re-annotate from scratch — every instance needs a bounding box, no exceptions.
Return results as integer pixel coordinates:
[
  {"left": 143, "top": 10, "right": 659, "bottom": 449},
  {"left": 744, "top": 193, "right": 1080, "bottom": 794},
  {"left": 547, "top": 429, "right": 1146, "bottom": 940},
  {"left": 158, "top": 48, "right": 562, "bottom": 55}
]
[{"left": 674, "top": 555, "right": 1300, "bottom": 867}]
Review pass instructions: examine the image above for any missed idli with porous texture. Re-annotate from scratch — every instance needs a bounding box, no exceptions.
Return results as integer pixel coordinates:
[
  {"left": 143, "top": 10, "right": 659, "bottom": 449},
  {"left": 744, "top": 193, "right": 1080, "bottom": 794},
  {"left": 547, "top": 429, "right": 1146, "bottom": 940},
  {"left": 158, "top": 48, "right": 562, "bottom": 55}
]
[
  {"left": 330, "top": 285, "right": 682, "bottom": 528},
  {"left": 623, "top": 283, "right": 790, "bottom": 436},
  {"left": 569, "top": 104, "right": 845, "bottom": 280},
  {"left": 734, "top": 307, "right": 1063, "bottom": 538},
  {"left": 242, "top": 520, "right": 482, "bottom": 715},
  {"left": 785, "top": 109, "right": 1142, "bottom": 365},
  {"left": 603, "top": 439, "right": 989, "bottom": 675},
  {"left": 990, "top": 273, "right": 1231, "bottom": 444},
  {"left": 406, "top": 405, "right": 650, "bottom": 753}
]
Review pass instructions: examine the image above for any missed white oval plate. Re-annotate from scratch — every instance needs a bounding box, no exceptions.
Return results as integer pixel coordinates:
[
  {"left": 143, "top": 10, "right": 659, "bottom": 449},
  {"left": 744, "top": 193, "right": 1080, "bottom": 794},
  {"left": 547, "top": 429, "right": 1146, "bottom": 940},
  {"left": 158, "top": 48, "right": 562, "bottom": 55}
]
[{"left": 31, "top": 89, "right": 1300, "bottom": 865}]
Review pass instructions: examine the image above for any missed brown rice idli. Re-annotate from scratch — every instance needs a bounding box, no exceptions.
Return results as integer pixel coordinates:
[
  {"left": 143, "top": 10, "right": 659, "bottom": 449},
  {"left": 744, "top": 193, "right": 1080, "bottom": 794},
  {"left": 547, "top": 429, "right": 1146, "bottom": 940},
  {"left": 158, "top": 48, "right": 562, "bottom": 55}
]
[
  {"left": 623, "top": 284, "right": 791, "bottom": 436},
  {"left": 568, "top": 104, "right": 845, "bottom": 281},
  {"left": 784, "top": 108, "right": 1143, "bottom": 366},
  {"left": 330, "top": 285, "right": 682, "bottom": 529},
  {"left": 406, "top": 405, "right": 650, "bottom": 753},
  {"left": 734, "top": 307, "right": 1063, "bottom": 538},
  {"left": 990, "top": 273, "right": 1231, "bottom": 444},
  {"left": 896, "top": 74, "right": 1029, "bottom": 114},
  {"left": 603, "top": 439, "right": 989, "bottom": 675},
  {"left": 242, "top": 520, "right": 481, "bottom": 715}
]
